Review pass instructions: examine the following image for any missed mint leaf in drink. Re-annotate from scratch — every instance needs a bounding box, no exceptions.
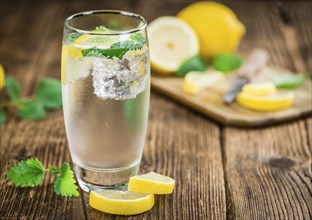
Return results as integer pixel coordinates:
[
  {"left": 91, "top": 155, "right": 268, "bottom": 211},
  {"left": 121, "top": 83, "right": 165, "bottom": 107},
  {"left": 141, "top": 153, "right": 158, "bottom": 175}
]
[
  {"left": 110, "top": 40, "right": 143, "bottom": 50},
  {"left": 82, "top": 46, "right": 129, "bottom": 60},
  {"left": 18, "top": 100, "right": 46, "bottom": 120},
  {"left": 0, "top": 110, "right": 6, "bottom": 125},
  {"left": 105, "top": 20, "right": 119, "bottom": 29},
  {"left": 272, "top": 74, "right": 305, "bottom": 89},
  {"left": 82, "top": 41, "right": 142, "bottom": 60},
  {"left": 94, "top": 26, "right": 107, "bottom": 33},
  {"left": 177, "top": 55, "right": 208, "bottom": 77},
  {"left": 35, "top": 78, "right": 62, "bottom": 109},
  {"left": 213, "top": 53, "right": 243, "bottom": 73},
  {"left": 5, "top": 76, "right": 21, "bottom": 102},
  {"left": 7, "top": 158, "right": 46, "bottom": 187},
  {"left": 130, "top": 33, "right": 147, "bottom": 45},
  {"left": 53, "top": 162, "right": 79, "bottom": 197},
  {"left": 82, "top": 32, "right": 146, "bottom": 60},
  {"left": 67, "top": 33, "right": 82, "bottom": 43}
]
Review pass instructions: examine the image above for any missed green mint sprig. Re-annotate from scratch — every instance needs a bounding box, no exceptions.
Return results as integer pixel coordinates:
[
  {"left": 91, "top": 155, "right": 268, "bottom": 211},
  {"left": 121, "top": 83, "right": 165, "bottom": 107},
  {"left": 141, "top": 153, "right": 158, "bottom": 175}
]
[
  {"left": 7, "top": 158, "right": 79, "bottom": 197},
  {"left": 81, "top": 33, "right": 146, "bottom": 60},
  {"left": 0, "top": 77, "right": 62, "bottom": 125}
]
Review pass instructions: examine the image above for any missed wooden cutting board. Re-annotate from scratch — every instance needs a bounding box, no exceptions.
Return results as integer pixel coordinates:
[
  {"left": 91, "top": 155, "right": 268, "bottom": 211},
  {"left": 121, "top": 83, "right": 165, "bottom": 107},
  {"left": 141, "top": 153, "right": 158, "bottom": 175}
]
[{"left": 151, "top": 70, "right": 312, "bottom": 127}]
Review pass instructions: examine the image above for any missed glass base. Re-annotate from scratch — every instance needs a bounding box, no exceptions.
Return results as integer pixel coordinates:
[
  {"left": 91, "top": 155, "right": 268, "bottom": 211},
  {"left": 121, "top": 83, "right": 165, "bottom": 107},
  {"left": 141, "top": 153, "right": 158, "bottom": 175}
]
[{"left": 74, "top": 161, "right": 140, "bottom": 192}]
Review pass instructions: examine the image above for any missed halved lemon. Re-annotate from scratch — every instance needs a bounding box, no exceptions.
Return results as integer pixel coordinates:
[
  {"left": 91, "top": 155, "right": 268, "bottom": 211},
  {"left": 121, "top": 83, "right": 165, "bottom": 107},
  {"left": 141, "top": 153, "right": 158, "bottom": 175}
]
[
  {"left": 89, "top": 190, "right": 154, "bottom": 215},
  {"left": 237, "top": 91, "right": 294, "bottom": 111},
  {"left": 242, "top": 82, "right": 277, "bottom": 96},
  {"left": 148, "top": 16, "right": 199, "bottom": 74},
  {"left": 128, "top": 172, "right": 175, "bottom": 194}
]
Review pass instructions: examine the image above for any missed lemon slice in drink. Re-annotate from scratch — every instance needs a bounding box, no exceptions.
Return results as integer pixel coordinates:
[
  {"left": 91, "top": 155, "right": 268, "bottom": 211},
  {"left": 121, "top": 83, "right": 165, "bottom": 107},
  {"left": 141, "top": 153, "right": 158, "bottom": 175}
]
[
  {"left": 128, "top": 172, "right": 175, "bottom": 194},
  {"left": 242, "top": 82, "right": 277, "bottom": 96},
  {"left": 89, "top": 190, "right": 154, "bottom": 215},
  {"left": 237, "top": 91, "right": 294, "bottom": 111},
  {"left": 62, "top": 34, "right": 110, "bottom": 84},
  {"left": 148, "top": 16, "right": 199, "bottom": 74}
]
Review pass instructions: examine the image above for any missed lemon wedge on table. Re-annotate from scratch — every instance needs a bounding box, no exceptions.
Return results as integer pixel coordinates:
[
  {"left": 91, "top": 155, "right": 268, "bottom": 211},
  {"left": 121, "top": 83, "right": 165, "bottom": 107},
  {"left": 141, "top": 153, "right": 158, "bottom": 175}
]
[
  {"left": 89, "top": 190, "right": 154, "bottom": 215},
  {"left": 148, "top": 16, "right": 199, "bottom": 74},
  {"left": 182, "top": 70, "right": 224, "bottom": 95},
  {"left": 237, "top": 91, "right": 294, "bottom": 111},
  {"left": 128, "top": 172, "right": 175, "bottom": 194},
  {"left": 242, "top": 82, "right": 277, "bottom": 96}
]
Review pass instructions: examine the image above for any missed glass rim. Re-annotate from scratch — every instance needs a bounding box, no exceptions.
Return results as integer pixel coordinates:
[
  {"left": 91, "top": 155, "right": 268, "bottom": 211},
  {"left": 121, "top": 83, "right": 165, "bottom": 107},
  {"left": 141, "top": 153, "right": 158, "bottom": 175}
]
[{"left": 64, "top": 10, "right": 147, "bottom": 36}]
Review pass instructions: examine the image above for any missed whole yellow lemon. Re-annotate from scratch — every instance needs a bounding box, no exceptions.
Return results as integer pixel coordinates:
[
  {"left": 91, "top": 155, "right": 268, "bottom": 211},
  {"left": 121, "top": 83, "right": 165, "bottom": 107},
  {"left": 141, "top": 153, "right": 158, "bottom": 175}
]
[{"left": 177, "top": 1, "right": 245, "bottom": 58}]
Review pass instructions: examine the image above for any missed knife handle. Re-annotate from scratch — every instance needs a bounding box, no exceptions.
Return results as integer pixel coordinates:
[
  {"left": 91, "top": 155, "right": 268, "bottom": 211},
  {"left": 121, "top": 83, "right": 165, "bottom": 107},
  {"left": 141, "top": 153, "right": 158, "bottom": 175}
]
[{"left": 223, "top": 78, "right": 248, "bottom": 104}]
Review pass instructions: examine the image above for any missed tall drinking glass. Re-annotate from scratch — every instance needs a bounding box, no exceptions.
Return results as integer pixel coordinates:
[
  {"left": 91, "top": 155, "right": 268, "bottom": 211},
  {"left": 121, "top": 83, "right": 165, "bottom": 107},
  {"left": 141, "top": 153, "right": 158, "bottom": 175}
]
[{"left": 61, "top": 11, "right": 150, "bottom": 192}]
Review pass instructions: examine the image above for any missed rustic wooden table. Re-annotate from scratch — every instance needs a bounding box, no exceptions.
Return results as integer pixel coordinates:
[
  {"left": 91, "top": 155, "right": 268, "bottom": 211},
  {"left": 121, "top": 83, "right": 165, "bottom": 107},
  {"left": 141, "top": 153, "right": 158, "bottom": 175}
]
[{"left": 1, "top": 0, "right": 311, "bottom": 219}]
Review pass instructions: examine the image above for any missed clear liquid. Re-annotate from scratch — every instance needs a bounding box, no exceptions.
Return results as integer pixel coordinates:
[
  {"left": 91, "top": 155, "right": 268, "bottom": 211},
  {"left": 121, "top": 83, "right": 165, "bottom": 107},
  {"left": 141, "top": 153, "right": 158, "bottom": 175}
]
[{"left": 62, "top": 54, "right": 150, "bottom": 191}]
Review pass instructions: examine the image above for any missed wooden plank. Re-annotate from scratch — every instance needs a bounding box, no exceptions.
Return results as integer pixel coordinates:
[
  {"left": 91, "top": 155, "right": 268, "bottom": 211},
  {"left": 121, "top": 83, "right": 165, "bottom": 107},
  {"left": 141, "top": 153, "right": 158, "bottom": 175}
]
[
  {"left": 280, "top": 1, "right": 312, "bottom": 71},
  {"left": 223, "top": 119, "right": 312, "bottom": 219},
  {"left": 222, "top": 2, "right": 312, "bottom": 219}
]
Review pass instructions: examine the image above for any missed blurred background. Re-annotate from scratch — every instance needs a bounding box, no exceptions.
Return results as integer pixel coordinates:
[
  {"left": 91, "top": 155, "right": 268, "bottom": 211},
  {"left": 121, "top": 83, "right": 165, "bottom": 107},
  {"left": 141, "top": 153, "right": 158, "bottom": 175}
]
[{"left": 1, "top": 0, "right": 311, "bottom": 80}]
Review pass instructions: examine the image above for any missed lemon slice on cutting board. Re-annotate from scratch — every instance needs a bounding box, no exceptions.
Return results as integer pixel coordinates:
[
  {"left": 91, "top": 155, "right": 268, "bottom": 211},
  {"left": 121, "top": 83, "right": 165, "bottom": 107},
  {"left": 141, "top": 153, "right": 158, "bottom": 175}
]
[
  {"left": 182, "top": 70, "right": 224, "bottom": 95},
  {"left": 237, "top": 91, "right": 294, "bottom": 111},
  {"left": 148, "top": 16, "right": 199, "bottom": 74},
  {"left": 242, "top": 82, "right": 277, "bottom": 96},
  {"left": 128, "top": 172, "right": 175, "bottom": 194},
  {"left": 89, "top": 190, "right": 154, "bottom": 215}
]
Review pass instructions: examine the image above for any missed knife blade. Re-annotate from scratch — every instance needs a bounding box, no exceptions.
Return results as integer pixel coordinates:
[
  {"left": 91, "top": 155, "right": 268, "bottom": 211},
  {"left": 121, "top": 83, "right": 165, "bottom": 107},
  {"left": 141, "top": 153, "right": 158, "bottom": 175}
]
[{"left": 223, "top": 48, "right": 270, "bottom": 104}]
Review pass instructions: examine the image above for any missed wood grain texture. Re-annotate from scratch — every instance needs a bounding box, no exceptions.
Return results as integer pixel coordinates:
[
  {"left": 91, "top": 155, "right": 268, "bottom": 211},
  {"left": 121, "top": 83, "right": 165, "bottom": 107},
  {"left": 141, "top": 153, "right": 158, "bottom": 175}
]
[
  {"left": 0, "top": 0, "right": 311, "bottom": 220},
  {"left": 223, "top": 120, "right": 312, "bottom": 219}
]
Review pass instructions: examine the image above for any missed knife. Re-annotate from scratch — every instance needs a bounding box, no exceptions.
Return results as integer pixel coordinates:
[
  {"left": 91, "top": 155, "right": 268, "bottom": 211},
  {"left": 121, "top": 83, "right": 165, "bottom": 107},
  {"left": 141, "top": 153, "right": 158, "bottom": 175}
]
[{"left": 223, "top": 48, "right": 270, "bottom": 104}]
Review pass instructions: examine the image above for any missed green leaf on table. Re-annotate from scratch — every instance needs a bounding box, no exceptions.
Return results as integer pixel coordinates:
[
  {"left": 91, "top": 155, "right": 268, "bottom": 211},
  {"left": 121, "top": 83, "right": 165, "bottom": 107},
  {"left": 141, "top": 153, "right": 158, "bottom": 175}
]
[
  {"left": 272, "top": 74, "right": 305, "bottom": 89},
  {"left": 213, "top": 53, "right": 243, "bottom": 73},
  {"left": 0, "top": 110, "right": 6, "bottom": 125},
  {"left": 48, "top": 166, "right": 62, "bottom": 176},
  {"left": 18, "top": 100, "right": 46, "bottom": 120},
  {"left": 35, "top": 78, "right": 62, "bottom": 109},
  {"left": 5, "top": 76, "right": 21, "bottom": 102},
  {"left": 53, "top": 162, "right": 79, "bottom": 197},
  {"left": 7, "top": 158, "right": 46, "bottom": 187},
  {"left": 177, "top": 55, "right": 208, "bottom": 77}
]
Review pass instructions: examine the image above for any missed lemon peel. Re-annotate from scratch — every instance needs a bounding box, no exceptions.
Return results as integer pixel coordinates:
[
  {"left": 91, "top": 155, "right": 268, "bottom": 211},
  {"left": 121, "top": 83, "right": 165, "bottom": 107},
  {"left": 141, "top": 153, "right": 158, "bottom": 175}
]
[
  {"left": 89, "top": 190, "right": 154, "bottom": 215},
  {"left": 128, "top": 172, "right": 175, "bottom": 194}
]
